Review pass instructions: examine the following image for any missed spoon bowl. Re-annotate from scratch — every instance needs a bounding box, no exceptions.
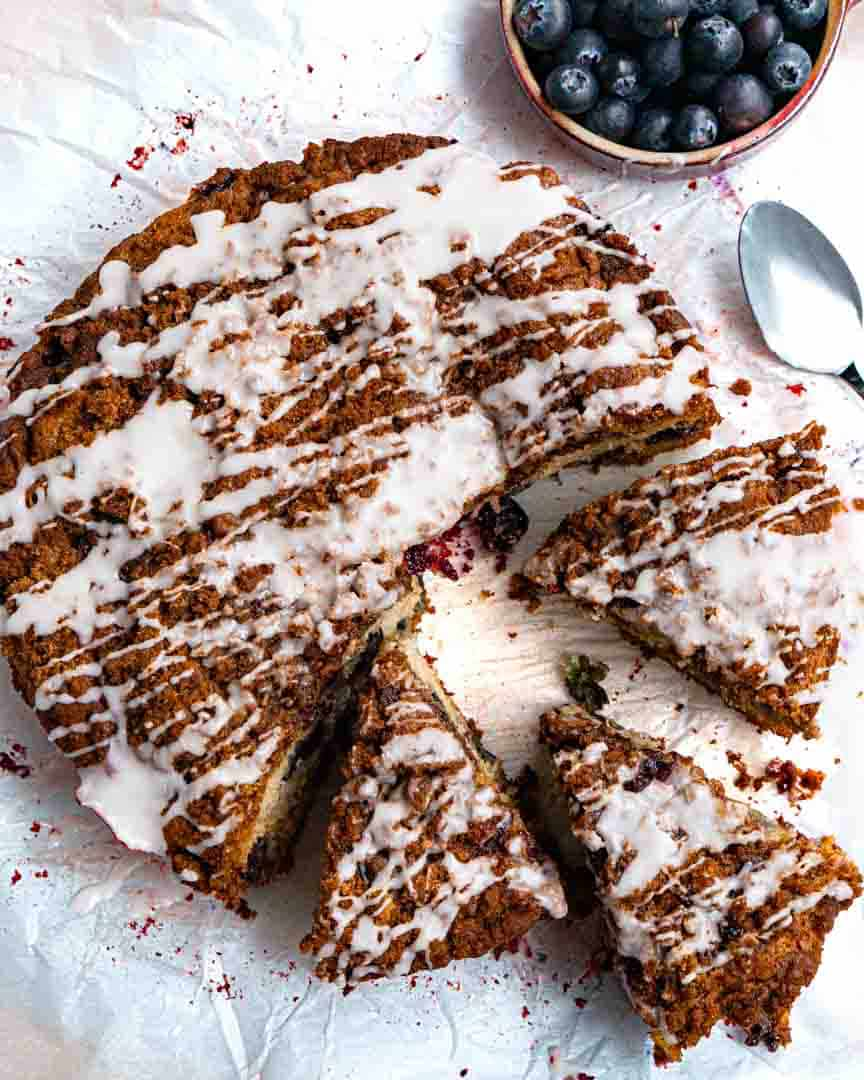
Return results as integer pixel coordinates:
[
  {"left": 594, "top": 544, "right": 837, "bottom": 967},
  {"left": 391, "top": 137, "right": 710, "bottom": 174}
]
[{"left": 739, "top": 202, "right": 864, "bottom": 383}]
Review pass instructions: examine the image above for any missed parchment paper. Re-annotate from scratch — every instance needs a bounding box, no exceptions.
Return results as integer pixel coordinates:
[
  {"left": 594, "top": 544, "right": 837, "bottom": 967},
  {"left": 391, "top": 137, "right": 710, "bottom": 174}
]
[{"left": 1, "top": 3, "right": 863, "bottom": 1079}]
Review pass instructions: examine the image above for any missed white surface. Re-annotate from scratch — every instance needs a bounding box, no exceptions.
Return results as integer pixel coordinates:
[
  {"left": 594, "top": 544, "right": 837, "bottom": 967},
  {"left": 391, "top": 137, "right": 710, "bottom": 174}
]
[{"left": 1, "top": 2, "right": 863, "bottom": 1079}]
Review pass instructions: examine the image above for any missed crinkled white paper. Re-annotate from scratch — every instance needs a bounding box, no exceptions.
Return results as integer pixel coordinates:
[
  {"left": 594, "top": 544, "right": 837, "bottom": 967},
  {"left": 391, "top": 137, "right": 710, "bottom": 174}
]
[{"left": 1, "top": 3, "right": 863, "bottom": 1079}]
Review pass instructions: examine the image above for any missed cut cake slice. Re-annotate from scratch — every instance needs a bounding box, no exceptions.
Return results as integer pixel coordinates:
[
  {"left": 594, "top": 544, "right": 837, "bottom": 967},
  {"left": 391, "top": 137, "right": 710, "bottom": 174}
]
[
  {"left": 301, "top": 641, "right": 567, "bottom": 983},
  {"left": 540, "top": 704, "right": 862, "bottom": 1065},
  {"left": 525, "top": 422, "right": 864, "bottom": 739}
]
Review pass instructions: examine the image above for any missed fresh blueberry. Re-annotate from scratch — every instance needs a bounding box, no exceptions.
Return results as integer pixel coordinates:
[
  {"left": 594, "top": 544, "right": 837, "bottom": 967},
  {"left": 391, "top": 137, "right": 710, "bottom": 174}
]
[
  {"left": 514, "top": 0, "right": 573, "bottom": 51},
  {"left": 714, "top": 73, "right": 774, "bottom": 133},
  {"left": 727, "top": 0, "right": 759, "bottom": 22},
  {"left": 553, "top": 28, "right": 609, "bottom": 69},
  {"left": 569, "top": 0, "right": 599, "bottom": 26},
  {"left": 597, "top": 52, "right": 643, "bottom": 98},
  {"left": 633, "top": 0, "right": 691, "bottom": 38},
  {"left": 777, "top": 0, "right": 827, "bottom": 30},
  {"left": 742, "top": 6, "right": 784, "bottom": 57},
  {"left": 641, "top": 36, "right": 685, "bottom": 86},
  {"left": 632, "top": 107, "right": 676, "bottom": 150},
  {"left": 686, "top": 15, "right": 744, "bottom": 71},
  {"left": 597, "top": 0, "right": 640, "bottom": 44},
  {"left": 682, "top": 69, "right": 723, "bottom": 99},
  {"left": 545, "top": 63, "right": 601, "bottom": 113},
  {"left": 690, "top": 0, "right": 729, "bottom": 12},
  {"left": 763, "top": 40, "right": 812, "bottom": 92},
  {"left": 583, "top": 96, "right": 637, "bottom": 140},
  {"left": 673, "top": 103, "right": 720, "bottom": 147}
]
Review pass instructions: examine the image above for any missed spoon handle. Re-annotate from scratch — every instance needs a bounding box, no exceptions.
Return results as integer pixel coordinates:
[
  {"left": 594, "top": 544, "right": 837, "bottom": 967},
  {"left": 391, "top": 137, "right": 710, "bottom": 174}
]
[{"left": 840, "top": 364, "right": 864, "bottom": 398}]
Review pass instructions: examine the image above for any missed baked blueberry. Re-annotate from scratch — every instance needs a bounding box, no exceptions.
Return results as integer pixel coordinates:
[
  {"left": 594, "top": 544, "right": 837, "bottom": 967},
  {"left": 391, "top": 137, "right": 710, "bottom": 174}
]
[
  {"left": 633, "top": 0, "right": 691, "bottom": 38},
  {"left": 597, "top": 0, "right": 640, "bottom": 44},
  {"left": 690, "top": 0, "right": 729, "bottom": 13},
  {"left": 632, "top": 107, "right": 676, "bottom": 150},
  {"left": 673, "top": 103, "right": 720, "bottom": 147},
  {"left": 545, "top": 63, "right": 601, "bottom": 113},
  {"left": 597, "top": 52, "right": 643, "bottom": 98},
  {"left": 641, "top": 36, "right": 685, "bottom": 87},
  {"left": 763, "top": 41, "right": 812, "bottom": 92},
  {"left": 682, "top": 69, "right": 722, "bottom": 99},
  {"left": 513, "top": 0, "right": 573, "bottom": 51},
  {"left": 570, "top": 0, "right": 600, "bottom": 26},
  {"left": 742, "top": 6, "right": 784, "bottom": 57},
  {"left": 475, "top": 496, "right": 530, "bottom": 553},
  {"left": 727, "top": 0, "right": 759, "bottom": 21},
  {"left": 553, "top": 28, "right": 609, "bottom": 69},
  {"left": 777, "top": 0, "right": 827, "bottom": 30},
  {"left": 714, "top": 72, "right": 774, "bottom": 133},
  {"left": 686, "top": 15, "right": 744, "bottom": 71},
  {"left": 583, "top": 96, "right": 637, "bottom": 140}
]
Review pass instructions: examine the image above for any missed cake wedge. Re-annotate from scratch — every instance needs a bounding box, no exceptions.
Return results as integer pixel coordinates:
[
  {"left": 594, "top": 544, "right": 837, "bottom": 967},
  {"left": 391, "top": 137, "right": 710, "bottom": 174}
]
[
  {"left": 540, "top": 704, "right": 862, "bottom": 1065},
  {"left": 525, "top": 423, "right": 864, "bottom": 739},
  {"left": 301, "top": 641, "right": 567, "bottom": 984}
]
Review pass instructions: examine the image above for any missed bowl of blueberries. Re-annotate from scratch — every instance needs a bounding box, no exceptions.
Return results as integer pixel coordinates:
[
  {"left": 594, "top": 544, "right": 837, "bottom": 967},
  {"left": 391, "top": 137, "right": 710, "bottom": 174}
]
[{"left": 501, "top": 0, "right": 856, "bottom": 174}]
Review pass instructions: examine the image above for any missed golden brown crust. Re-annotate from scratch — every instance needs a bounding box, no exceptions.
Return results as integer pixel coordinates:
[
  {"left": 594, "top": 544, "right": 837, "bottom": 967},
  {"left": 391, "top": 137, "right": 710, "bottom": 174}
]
[
  {"left": 301, "top": 644, "right": 565, "bottom": 982},
  {"left": 541, "top": 705, "right": 862, "bottom": 1065},
  {"left": 526, "top": 424, "right": 857, "bottom": 739}
]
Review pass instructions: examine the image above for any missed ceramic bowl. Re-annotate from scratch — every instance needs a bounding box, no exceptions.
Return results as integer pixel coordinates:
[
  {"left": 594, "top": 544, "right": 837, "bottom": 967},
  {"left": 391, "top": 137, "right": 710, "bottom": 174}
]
[{"left": 500, "top": 0, "right": 859, "bottom": 177}]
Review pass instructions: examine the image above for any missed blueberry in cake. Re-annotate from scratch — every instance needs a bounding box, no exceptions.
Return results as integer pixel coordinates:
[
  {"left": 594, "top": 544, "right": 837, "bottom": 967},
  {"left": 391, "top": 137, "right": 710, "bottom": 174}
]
[
  {"left": 301, "top": 641, "right": 566, "bottom": 983},
  {"left": 540, "top": 704, "right": 862, "bottom": 1064},
  {"left": 525, "top": 423, "right": 864, "bottom": 740},
  {"left": 0, "top": 134, "right": 718, "bottom": 909}
]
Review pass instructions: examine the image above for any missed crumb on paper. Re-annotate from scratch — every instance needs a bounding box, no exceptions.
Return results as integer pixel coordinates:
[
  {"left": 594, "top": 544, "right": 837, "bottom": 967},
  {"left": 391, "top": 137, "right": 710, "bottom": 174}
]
[
  {"left": 729, "top": 378, "right": 752, "bottom": 397},
  {"left": 508, "top": 572, "right": 542, "bottom": 613}
]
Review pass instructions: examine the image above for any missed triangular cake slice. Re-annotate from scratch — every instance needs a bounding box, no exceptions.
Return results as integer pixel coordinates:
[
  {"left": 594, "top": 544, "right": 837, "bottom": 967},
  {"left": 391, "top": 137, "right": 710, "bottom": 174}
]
[
  {"left": 540, "top": 704, "right": 862, "bottom": 1065},
  {"left": 525, "top": 423, "right": 864, "bottom": 739},
  {"left": 301, "top": 642, "right": 567, "bottom": 983}
]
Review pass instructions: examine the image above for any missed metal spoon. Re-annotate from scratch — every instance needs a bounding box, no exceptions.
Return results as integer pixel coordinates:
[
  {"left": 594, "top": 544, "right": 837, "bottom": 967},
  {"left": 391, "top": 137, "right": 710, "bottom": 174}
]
[{"left": 738, "top": 201, "right": 864, "bottom": 397}]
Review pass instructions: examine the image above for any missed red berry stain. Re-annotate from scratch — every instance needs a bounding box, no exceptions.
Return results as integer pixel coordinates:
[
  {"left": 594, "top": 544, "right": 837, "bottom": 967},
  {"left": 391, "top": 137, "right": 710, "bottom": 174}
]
[
  {"left": 574, "top": 997, "right": 587, "bottom": 1008},
  {"left": 414, "top": 51, "right": 425, "bottom": 62},
  {"left": 213, "top": 972, "right": 239, "bottom": 999},
  {"left": 0, "top": 337, "right": 15, "bottom": 352},
  {"left": 521, "top": 1006, "right": 530, "bottom": 1020},
  {"left": 653, "top": 224, "right": 662, "bottom": 232},
  {"left": 0, "top": 749, "right": 30, "bottom": 778},
  {"left": 126, "top": 145, "right": 152, "bottom": 170},
  {"left": 128, "top": 915, "right": 159, "bottom": 939},
  {"left": 10, "top": 869, "right": 21, "bottom": 886},
  {"left": 110, "top": 174, "right": 121, "bottom": 188},
  {"left": 30, "top": 822, "right": 41, "bottom": 834},
  {"left": 34, "top": 870, "right": 48, "bottom": 879},
  {"left": 404, "top": 523, "right": 474, "bottom": 581},
  {"left": 14, "top": 258, "right": 24, "bottom": 266},
  {"left": 688, "top": 179, "right": 698, "bottom": 191},
  {"left": 460, "top": 1071, "right": 469, "bottom": 1078},
  {"left": 306, "top": 64, "right": 314, "bottom": 74},
  {"left": 175, "top": 113, "right": 195, "bottom": 132},
  {"left": 171, "top": 138, "right": 188, "bottom": 156},
  {"left": 786, "top": 383, "right": 806, "bottom": 396}
]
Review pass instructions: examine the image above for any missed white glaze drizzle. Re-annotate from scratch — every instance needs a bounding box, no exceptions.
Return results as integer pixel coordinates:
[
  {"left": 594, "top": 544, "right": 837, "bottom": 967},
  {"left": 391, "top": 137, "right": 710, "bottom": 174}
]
[
  {"left": 3, "top": 143, "right": 708, "bottom": 864},
  {"left": 554, "top": 726, "right": 858, "bottom": 1041},
  {"left": 313, "top": 648, "right": 566, "bottom": 983},
  {"left": 534, "top": 428, "right": 864, "bottom": 716}
]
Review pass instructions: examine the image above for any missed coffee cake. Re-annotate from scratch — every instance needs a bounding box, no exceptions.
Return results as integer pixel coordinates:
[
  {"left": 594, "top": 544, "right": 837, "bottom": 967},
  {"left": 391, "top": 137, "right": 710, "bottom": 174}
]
[
  {"left": 525, "top": 423, "right": 864, "bottom": 739},
  {"left": 541, "top": 705, "right": 861, "bottom": 1064},
  {"left": 301, "top": 642, "right": 566, "bottom": 983},
  {"left": 0, "top": 134, "right": 717, "bottom": 907}
]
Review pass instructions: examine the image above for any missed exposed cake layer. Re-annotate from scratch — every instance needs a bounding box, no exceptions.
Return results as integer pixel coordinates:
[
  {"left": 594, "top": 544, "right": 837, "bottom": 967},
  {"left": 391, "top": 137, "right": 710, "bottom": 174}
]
[
  {"left": 526, "top": 423, "right": 864, "bottom": 739},
  {"left": 540, "top": 705, "right": 862, "bottom": 1065},
  {"left": 0, "top": 134, "right": 717, "bottom": 905},
  {"left": 301, "top": 642, "right": 566, "bottom": 983}
]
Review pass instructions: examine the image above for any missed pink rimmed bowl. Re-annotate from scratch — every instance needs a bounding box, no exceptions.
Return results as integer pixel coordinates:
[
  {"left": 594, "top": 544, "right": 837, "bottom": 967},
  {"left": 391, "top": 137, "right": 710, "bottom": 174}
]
[{"left": 500, "top": 0, "right": 860, "bottom": 177}]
